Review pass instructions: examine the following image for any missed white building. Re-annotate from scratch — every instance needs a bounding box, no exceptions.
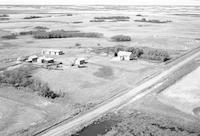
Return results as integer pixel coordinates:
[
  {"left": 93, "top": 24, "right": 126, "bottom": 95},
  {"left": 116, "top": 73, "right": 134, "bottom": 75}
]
[
  {"left": 74, "top": 58, "right": 86, "bottom": 65},
  {"left": 42, "top": 49, "right": 64, "bottom": 55},
  {"left": 27, "top": 55, "right": 38, "bottom": 62},
  {"left": 37, "top": 56, "right": 54, "bottom": 63},
  {"left": 117, "top": 51, "right": 132, "bottom": 60}
]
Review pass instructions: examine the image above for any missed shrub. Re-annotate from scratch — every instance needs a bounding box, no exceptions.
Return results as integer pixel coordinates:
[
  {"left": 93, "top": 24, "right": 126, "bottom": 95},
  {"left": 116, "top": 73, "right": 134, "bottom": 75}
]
[
  {"left": 1, "top": 34, "right": 17, "bottom": 39},
  {"left": 19, "top": 30, "right": 46, "bottom": 36},
  {"left": 0, "top": 67, "right": 61, "bottom": 99},
  {"left": 0, "top": 18, "right": 9, "bottom": 20},
  {"left": 0, "top": 14, "right": 9, "bottom": 17},
  {"left": 126, "top": 47, "right": 144, "bottom": 58},
  {"left": 136, "top": 14, "right": 142, "bottom": 16},
  {"left": 72, "top": 21, "right": 83, "bottom": 24},
  {"left": 135, "top": 18, "right": 172, "bottom": 23},
  {"left": 34, "top": 26, "right": 49, "bottom": 30},
  {"left": 66, "top": 13, "right": 73, "bottom": 16},
  {"left": 90, "top": 19, "right": 105, "bottom": 22},
  {"left": 75, "top": 43, "right": 81, "bottom": 47},
  {"left": 94, "top": 16, "right": 130, "bottom": 20},
  {"left": 111, "top": 35, "right": 131, "bottom": 42},
  {"left": 33, "top": 30, "right": 103, "bottom": 39},
  {"left": 24, "top": 16, "right": 42, "bottom": 19},
  {"left": 141, "top": 48, "right": 170, "bottom": 62}
]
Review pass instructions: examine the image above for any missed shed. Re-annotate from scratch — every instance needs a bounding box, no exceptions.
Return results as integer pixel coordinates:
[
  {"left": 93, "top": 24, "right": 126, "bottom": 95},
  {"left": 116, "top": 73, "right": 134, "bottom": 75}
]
[
  {"left": 27, "top": 55, "right": 38, "bottom": 62},
  {"left": 17, "top": 56, "right": 27, "bottom": 62},
  {"left": 117, "top": 51, "right": 132, "bottom": 60},
  {"left": 37, "top": 56, "right": 54, "bottom": 63},
  {"left": 44, "top": 57, "right": 54, "bottom": 63},
  {"left": 74, "top": 58, "right": 86, "bottom": 65}
]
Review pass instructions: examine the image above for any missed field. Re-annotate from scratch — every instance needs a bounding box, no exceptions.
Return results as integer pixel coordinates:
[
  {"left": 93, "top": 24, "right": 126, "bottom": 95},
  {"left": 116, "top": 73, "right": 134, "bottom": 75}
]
[
  {"left": 0, "top": 5, "right": 200, "bottom": 135},
  {"left": 99, "top": 59, "right": 200, "bottom": 136}
]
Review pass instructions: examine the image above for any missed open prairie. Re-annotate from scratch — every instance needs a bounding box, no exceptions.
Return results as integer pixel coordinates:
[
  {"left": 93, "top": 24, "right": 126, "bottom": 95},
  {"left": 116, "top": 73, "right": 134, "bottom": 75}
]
[{"left": 0, "top": 5, "right": 200, "bottom": 135}]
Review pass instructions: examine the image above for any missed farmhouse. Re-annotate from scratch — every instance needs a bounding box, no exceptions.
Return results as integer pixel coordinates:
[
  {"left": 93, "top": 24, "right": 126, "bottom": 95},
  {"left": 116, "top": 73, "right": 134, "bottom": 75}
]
[
  {"left": 117, "top": 51, "right": 133, "bottom": 60},
  {"left": 42, "top": 49, "right": 64, "bottom": 55}
]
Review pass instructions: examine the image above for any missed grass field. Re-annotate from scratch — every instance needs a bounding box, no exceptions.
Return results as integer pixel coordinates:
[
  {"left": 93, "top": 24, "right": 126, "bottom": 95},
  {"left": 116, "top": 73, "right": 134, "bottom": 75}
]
[{"left": 0, "top": 5, "right": 200, "bottom": 135}]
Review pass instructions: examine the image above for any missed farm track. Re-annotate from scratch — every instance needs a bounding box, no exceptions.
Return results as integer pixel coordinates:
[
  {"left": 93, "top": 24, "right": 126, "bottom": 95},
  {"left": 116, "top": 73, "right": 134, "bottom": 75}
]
[{"left": 37, "top": 46, "right": 200, "bottom": 136}]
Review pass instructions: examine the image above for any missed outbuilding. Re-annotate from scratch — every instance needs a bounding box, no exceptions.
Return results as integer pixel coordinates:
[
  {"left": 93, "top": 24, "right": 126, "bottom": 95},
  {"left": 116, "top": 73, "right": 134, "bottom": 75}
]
[
  {"left": 27, "top": 55, "right": 38, "bottom": 62},
  {"left": 117, "top": 51, "right": 133, "bottom": 60},
  {"left": 37, "top": 56, "right": 54, "bottom": 63},
  {"left": 42, "top": 49, "right": 64, "bottom": 55},
  {"left": 74, "top": 58, "right": 86, "bottom": 65}
]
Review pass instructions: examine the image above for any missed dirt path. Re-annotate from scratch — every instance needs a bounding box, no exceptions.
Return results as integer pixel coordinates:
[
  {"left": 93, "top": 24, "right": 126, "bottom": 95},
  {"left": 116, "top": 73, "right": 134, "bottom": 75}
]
[{"left": 38, "top": 47, "right": 200, "bottom": 136}]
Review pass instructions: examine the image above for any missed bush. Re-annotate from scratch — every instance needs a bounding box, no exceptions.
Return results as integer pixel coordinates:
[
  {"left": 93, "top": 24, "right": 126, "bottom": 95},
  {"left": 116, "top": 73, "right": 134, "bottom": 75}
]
[
  {"left": 34, "top": 26, "right": 49, "bottom": 30},
  {"left": 72, "top": 21, "right": 83, "bottom": 24},
  {"left": 75, "top": 43, "right": 81, "bottom": 47},
  {"left": 33, "top": 30, "right": 103, "bottom": 39},
  {"left": 0, "top": 67, "right": 62, "bottom": 99},
  {"left": 0, "top": 14, "right": 9, "bottom": 17},
  {"left": 141, "top": 48, "right": 170, "bottom": 62},
  {"left": 1, "top": 34, "right": 17, "bottom": 39},
  {"left": 136, "top": 14, "right": 142, "bottom": 16},
  {"left": 0, "top": 18, "right": 9, "bottom": 20},
  {"left": 90, "top": 19, "right": 105, "bottom": 22},
  {"left": 135, "top": 18, "right": 172, "bottom": 23},
  {"left": 111, "top": 35, "right": 131, "bottom": 42},
  {"left": 24, "top": 16, "right": 42, "bottom": 19},
  {"left": 103, "top": 111, "right": 200, "bottom": 136},
  {"left": 94, "top": 16, "right": 130, "bottom": 20},
  {"left": 19, "top": 30, "right": 46, "bottom": 36},
  {"left": 112, "top": 46, "right": 170, "bottom": 62}
]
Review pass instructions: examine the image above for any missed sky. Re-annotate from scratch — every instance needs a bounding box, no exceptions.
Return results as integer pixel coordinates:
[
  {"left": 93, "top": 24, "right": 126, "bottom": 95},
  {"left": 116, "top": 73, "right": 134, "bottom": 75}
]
[{"left": 0, "top": 0, "right": 200, "bottom": 5}]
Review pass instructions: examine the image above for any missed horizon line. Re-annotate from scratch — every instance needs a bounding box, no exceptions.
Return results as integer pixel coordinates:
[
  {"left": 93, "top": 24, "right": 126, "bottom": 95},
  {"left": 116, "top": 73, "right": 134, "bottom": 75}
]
[{"left": 0, "top": 4, "right": 200, "bottom": 6}]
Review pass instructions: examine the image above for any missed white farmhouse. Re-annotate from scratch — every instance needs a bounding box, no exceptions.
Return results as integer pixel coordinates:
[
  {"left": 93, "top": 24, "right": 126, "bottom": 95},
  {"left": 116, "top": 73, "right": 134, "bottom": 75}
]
[{"left": 117, "top": 51, "right": 132, "bottom": 60}]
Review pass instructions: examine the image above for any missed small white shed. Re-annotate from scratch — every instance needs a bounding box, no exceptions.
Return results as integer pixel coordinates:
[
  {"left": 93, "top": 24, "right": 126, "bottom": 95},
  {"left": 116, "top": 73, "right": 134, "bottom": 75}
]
[
  {"left": 74, "top": 58, "right": 86, "bottom": 65},
  {"left": 37, "top": 56, "right": 54, "bottom": 63},
  {"left": 27, "top": 55, "right": 38, "bottom": 62}
]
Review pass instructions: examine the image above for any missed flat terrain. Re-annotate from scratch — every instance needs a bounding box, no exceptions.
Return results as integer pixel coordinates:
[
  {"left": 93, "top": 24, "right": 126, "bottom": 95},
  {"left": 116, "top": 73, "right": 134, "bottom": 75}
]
[
  {"left": 158, "top": 66, "right": 200, "bottom": 117},
  {"left": 0, "top": 5, "right": 200, "bottom": 135},
  {"left": 100, "top": 59, "right": 200, "bottom": 136}
]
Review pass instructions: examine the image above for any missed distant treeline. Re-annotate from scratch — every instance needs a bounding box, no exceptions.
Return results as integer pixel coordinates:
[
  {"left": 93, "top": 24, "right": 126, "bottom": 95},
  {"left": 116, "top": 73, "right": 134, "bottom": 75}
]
[
  {"left": 0, "top": 14, "right": 9, "bottom": 17},
  {"left": 2, "top": 30, "right": 103, "bottom": 39},
  {"left": 24, "top": 16, "right": 42, "bottom": 19},
  {"left": 111, "top": 35, "right": 131, "bottom": 42},
  {"left": 90, "top": 19, "right": 105, "bottom": 22},
  {"left": 135, "top": 18, "right": 172, "bottom": 23},
  {"left": 94, "top": 16, "right": 130, "bottom": 20},
  {"left": 34, "top": 26, "right": 49, "bottom": 30},
  {"left": 0, "top": 14, "right": 9, "bottom": 21},
  {"left": 1, "top": 34, "right": 17, "bottom": 39},
  {"left": 33, "top": 30, "right": 103, "bottom": 39},
  {"left": 0, "top": 18, "right": 9, "bottom": 21}
]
